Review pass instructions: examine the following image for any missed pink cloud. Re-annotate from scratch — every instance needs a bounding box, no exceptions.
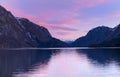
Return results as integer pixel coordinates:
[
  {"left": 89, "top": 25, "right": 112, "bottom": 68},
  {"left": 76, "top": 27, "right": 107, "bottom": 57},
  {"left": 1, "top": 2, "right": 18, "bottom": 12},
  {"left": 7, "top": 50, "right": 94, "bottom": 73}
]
[
  {"left": 3, "top": 4, "right": 35, "bottom": 19},
  {"left": 70, "top": 0, "right": 107, "bottom": 11},
  {"left": 45, "top": 15, "right": 82, "bottom": 25},
  {"left": 1, "top": 4, "right": 53, "bottom": 28},
  {"left": 108, "top": 11, "right": 120, "bottom": 18},
  {"left": 48, "top": 26, "right": 78, "bottom": 31},
  {"left": 56, "top": 32, "right": 71, "bottom": 36},
  {"left": 38, "top": 0, "right": 108, "bottom": 25},
  {"left": 1, "top": 0, "right": 108, "bottom": 26},
  {"left": 2, "top": 0, "right": 108, "bottom": 25},
  {"left": 1, "top": 3, "right": 42, "bottom": 27},
  {"left": 1, "top": 0, "right": 112, "bottom": 40},
  {"left": 77, "top": 0, "right": 107, "bottom": 7}
]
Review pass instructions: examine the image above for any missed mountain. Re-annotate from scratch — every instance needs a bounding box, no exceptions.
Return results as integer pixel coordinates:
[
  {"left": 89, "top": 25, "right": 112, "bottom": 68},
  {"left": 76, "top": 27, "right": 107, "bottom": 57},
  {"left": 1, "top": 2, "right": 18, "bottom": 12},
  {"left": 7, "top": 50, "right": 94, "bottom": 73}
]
[
  {"left": 0, "top": 5, "right": 67, "bottom": 48},
  {"left": 73, "top": 26, "right": 112, "bottom": 47},
  {"left": 90, "top": 24, "right": 120, "bottom": 47},
  {"left": 90, "top": 38, "right": 120, "bottom": 47},
  {"left": 107, "top": 24, "right": 120, "bottom": 40}
]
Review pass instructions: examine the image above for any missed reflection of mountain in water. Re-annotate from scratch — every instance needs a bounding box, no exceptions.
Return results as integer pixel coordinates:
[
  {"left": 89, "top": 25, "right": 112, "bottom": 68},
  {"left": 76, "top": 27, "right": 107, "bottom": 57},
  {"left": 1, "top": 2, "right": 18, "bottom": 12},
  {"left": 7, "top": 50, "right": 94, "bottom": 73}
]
[
  {"left": 0, "top": 49, "right": 58, "bottom": 77},
  {"left": 77, "top": 49, "right": 120, "bottom": 66}
]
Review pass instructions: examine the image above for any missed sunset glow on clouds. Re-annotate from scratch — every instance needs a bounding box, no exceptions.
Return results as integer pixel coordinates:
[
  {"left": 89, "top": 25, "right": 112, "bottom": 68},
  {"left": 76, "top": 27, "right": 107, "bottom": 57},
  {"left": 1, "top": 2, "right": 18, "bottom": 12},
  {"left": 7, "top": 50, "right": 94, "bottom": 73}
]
[{"left": 0, "top": 0, "right": 120, "bottom": 40}]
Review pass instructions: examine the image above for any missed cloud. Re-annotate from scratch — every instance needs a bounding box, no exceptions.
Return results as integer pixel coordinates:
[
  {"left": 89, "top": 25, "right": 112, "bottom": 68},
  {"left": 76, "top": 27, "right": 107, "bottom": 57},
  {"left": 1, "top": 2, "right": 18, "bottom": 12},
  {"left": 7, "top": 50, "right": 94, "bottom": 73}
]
[
  {"left": 1, "top": 0, "right": 108, "bottom": 25},
  {"left": 49, "top": 26, "right": 78, "bottom": 31},
  {"left": 1, "top": 3, "right": 37, "bottom": 21},
  {"left": 108, "top": 11, "right": 120, "bottom": 18},
  {"left": 76, "top": 0, "right": 107, "bottom": 8},
  {"left": 2, "top": 0, "right": 117, "bottom": 40}
]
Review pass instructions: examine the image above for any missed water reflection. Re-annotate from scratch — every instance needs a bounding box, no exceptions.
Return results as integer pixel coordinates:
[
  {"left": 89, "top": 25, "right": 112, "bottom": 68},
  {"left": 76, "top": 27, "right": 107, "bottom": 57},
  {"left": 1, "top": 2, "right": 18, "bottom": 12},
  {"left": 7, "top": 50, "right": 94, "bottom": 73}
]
[
  {"left": 0, "top": 49, "right": 58, "bottom": 77},
  {"left": 15, "top": 49, "right": 89, "bottom": 77},
  {"left": 77, "top": 49, "right": 120, "bottom": 66},
  {"left": 0, "top": 49, "right": 120, "bottom": 77}
]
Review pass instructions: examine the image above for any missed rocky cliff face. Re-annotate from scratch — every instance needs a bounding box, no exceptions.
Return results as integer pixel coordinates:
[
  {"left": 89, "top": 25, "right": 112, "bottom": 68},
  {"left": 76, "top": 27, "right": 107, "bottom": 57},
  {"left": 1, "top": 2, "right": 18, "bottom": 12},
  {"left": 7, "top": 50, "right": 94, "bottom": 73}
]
[
  {"left": 73, "top": 26, "right": 112, "bottom": 47},
  {"left": 0, "top": 5, "right": 67, "bottom": 48},
  {"left": 0, "top": 5, "right": 35, "bottom": 48}
]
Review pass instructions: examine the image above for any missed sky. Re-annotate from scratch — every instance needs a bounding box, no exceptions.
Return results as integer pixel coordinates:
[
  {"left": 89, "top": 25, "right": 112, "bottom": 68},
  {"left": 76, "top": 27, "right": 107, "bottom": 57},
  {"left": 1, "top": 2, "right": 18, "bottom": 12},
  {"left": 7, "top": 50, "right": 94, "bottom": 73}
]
[{"left": 0, "top": 0, "right": 120, "bottom": 41}]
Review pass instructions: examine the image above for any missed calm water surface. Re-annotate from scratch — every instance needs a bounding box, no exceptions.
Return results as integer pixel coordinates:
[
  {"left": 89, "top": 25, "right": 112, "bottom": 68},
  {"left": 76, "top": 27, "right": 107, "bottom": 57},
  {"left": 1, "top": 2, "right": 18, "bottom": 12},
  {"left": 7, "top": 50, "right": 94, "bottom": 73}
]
[{"left": 0, "top": 48, "right": 120, "bottom": 77}]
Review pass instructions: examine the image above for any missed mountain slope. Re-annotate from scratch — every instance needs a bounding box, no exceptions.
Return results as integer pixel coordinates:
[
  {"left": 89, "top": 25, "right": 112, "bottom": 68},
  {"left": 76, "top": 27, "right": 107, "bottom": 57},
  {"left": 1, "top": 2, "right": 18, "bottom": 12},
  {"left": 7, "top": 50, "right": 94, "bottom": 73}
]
[
  {"left": 90, "top": 24, "right": 120, "bottom": 47},
  {"left": 106, "top": 24, "right": 120, "bottom": 40},
  {"left": 17, "top": 18, "right": 68, "bottom": 47},
  {"left": 0, "top": 5, "right": 36, "bottom": 48},
  {"left": 0, "top": 5, "right": 67, "bottom": 48},
  {"left": 73, "top": 26, "right": 112, "bottom": 47},
  {"left": 90, "top": 38, "right": 120, "bottom": 47}
]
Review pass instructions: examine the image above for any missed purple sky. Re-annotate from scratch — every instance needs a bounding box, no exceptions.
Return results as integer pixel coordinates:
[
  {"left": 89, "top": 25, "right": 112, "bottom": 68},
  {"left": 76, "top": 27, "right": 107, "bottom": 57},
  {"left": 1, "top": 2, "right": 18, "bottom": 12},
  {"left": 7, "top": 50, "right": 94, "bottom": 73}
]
[{"left": 0, "top": 0, "right": 120, "bottom": 40}]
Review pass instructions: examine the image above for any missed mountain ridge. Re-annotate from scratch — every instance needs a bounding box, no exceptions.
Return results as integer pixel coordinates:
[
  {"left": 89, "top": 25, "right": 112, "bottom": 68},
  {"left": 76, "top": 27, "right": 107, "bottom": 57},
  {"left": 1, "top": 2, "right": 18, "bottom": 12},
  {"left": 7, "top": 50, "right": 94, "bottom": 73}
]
[
  {"left": 72, "top": 26, "right": 112, "bottom": 47},
  {"left": 73, "top": 24, "right": 120, "bottom": 47},
  {"left": 90, "top": 24, "right": 120, "bottom": 47},
  {"left": 0, "top": 5, "right": 120, "bottom": 48},
  {"left": 0, "top": 5, "right": 68, "bottom": 48}
]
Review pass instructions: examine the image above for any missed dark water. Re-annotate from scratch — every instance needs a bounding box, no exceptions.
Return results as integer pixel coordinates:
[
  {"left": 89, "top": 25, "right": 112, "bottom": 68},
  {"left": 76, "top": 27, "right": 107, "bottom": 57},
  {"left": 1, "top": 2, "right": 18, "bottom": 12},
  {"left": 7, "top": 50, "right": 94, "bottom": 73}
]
[{"left": 0, "top": 48, "right": 120, "bottom": 77}]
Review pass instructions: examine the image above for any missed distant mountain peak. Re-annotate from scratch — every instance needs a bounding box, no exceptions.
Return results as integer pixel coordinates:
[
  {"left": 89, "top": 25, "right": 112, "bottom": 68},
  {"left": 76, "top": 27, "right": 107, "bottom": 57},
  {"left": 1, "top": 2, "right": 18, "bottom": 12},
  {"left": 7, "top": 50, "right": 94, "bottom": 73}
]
[
  {"left": 73, "top": 25, "right": 112, "bottom": 47},
  {"left": 86, "top": 26, "right": 111, "bottom": 36},
  {"left": 91, "top": 26, "right": 111, "bottom": 31},
  {"left": 90, "top": 24, "right": 120, "bottom": 47}
]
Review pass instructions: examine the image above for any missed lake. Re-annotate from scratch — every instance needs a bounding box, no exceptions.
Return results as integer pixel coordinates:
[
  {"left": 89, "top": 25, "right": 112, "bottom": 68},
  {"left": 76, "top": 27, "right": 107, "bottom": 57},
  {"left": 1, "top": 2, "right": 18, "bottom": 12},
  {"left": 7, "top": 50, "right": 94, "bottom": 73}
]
[{"left": 0, "top": 48, "right": 120, "bottom": 77}]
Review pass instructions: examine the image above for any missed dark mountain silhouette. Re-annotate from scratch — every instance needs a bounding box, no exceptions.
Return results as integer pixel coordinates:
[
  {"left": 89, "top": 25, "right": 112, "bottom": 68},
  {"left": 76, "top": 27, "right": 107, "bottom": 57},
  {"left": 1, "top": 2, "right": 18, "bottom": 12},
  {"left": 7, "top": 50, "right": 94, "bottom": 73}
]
[
  {"left": 17, "top": 18, "right": 68, "bottom": 47},
  {"left": 73, "top": 23, "right": 120, "bottom": 47},
  {"left": 0, "top": 5, "right": 67, "bottom": 48},
  {"left": 90, "top": 38, "right": 120, "bottom": 47},
  {"left": 107, "top": 24, "right": 120, "bottom": 40},
  {"left": 73, "top": 26, "right": 112, "bottom": 47},
  {"left": 90, "top": 24, "right": 120, "bottom": 47}
]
